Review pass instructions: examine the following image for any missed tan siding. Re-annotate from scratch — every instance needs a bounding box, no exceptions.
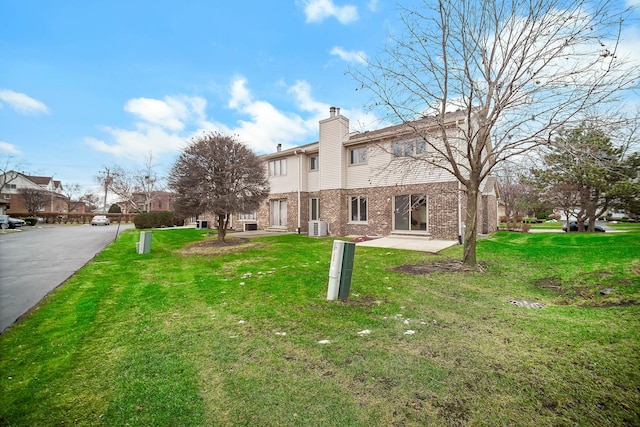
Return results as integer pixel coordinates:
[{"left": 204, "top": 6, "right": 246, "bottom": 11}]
[
  {"left": 268, "top": 155, "right": 299, "bottom": 194},
  {"left": 319, "top": 115, "right": 349, "bottom": 190},
  {"left": 308, "top": 170, "right": 319, "bottom": 192}
]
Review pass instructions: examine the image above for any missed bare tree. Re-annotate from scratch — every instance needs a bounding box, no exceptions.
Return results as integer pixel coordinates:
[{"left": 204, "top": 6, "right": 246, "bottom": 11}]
[
  {"left": 106, "top": 166, "right": 138, "bottom": 212},
  {"left": 169, "top": 132, "right": 270, "bottom": 242},
  {"left": 60, "top": 183, "right": 83, "bottom": 213},
  {"left": 543, "top": 183, "right": 583, "bottom": 232},
  {"left": 97, "top": 155, "right": 165, "bottom": 213},
  {"left": 19, "top": 188, "right": 48, "bottom": 217},
  {"left": 79, "top": 192, "right": 100, "bottom": 213},
  {"left": 351, "top": 0, "right": 638, "bottom": 267},
  {"left": 132, "top": 153, "right": 164, "bottom": 212},
  {"left": 0, "top": 155, "right": 26, "bottom": 192},
  {"left": 497, "top": 174, "right": 537, "bottom": 230}
]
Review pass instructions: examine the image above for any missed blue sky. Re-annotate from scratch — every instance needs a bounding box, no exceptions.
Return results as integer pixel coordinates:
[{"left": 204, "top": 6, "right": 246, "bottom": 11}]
[
  {"left": 1, "top": 0, "right": 388, "bottom": 192},
  {"left": 1, "top": 0, "right": 639, "bottom": 195}
]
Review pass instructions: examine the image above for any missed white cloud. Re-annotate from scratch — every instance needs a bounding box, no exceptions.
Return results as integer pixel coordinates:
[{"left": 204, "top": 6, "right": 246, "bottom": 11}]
[
  {"left": 300, "top": 0, "right": 358, "bottom": 24},
  {"left": 124, "top": 95, "right": 206, "bottom": 131},
  {"left": 330, "top": 46, "right": 367, "bottom": 64},
  {"left": 225, "top": 77, "right": 318, "bottom": 153},
  {"left": 86, "top": 77, "right": 335, "bottom": 159},
  {"left": 288, "top": 80, "right": 328, "bottom": 115},
  {"left": 368, "top": 0, "right": 379, "bottom": 12},
  {"left": 85, "top": 124, "right": 187, "bottom": 158},
  {"left": 0, "top": 89, "right": 49, "bottom": 115},
  {"left": 0, "top": 141, "right": 21, "bottom": 154},
  {"left": 85, "top": 95, "right": 206, "bottom": 158}
]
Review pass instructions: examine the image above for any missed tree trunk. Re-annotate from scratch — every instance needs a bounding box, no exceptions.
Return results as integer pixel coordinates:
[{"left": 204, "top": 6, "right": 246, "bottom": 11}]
[
  {"left": 585, "top": 188, "right": 599, "bottom": 232},
  {"left": 217, "top": 214, "right": 226, "bottom": 242},
  {"left": 463, "top": 188, "right": 479, "bottom": 269}
]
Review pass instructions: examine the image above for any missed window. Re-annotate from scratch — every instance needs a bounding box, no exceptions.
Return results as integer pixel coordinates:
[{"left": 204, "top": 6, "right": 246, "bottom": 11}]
[
  {"left": 394, "top": 194, "right": 428, "bottom": 231},
  {"left": 270, "top": 200, "right": 287, "bottom": 227},
  {"left": 349, "top": 195, "right": 367, "bottom": 222},
  {"left": 393, "top": 141, "right": 414, "bottom": 157},
  {"left": 393, "top": 139, "right": 426, "bottom": 156},
  {"left": 239, "top": 211, "right": 257, "bottom": 221},
  {"left": 3, "top": 195, "right": 10, "bottom": 200},
  {"left": 309, "top": 155, "right": 318, "bottom": 171},
  {"left": 8, "top": 184, "right": 16, "bottom": 189},
  {"left": 309, "top": 198, "right": 319, "bottom": 221},
  {"left": 349, "top": 147, "right": 367, "bottom": 165},
  {"left": 268, "top": 159, "right": 287, "bottom": 176}
]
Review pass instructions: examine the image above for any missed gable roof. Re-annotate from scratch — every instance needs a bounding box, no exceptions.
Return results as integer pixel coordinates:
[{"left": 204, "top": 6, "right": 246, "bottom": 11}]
[
  {"left": 347, "top": 109, "right": 469, "bottom": 146},
  {"left": 26, "top": 175, "right": 53, "bottom": 186}
]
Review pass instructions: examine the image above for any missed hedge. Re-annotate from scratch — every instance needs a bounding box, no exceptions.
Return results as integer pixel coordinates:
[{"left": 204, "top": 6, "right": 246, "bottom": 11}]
[
  {"left": 6, "top": 212, "right": 136, "bottom": 225},
  {"left": 133, "top": 211, "right": 181, "bottom": 229}
]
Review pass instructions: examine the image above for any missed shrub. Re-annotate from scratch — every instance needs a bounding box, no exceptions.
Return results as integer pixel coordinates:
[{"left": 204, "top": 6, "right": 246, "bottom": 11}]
[
  {"left": 134, "top": 211, "right": 176, "bottom": 229},
  {"left": 522, "top": 217, "right": 540, "bottom": 224}
]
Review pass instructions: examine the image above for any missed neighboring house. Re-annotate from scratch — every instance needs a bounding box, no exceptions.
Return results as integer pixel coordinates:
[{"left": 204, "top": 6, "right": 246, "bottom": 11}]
[
  {"left": 242, "top": 107, "right": 498, "bottom": 240},
  {"left": 117, "top": 191, "right": 175, "bottom": 213},
  {"left": 0, "top": 171, "right": 68, "bottom": 214},
  {"left": 69, "top": 201, "right": 90, "bottom": 214}
]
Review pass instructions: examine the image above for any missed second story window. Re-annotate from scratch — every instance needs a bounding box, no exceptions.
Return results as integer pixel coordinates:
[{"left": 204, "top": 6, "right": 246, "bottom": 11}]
[
  {"left": 394, "top": 139, "right": 426, "bottom": 156},
  {"left": 268, "top": 159, "right": 287, "bottom": 176},
  {"left": 393, "top": 141, "right": 414, "bottom": 157},
  {"left": 310, "top": 155, "right": 318, "bottom": 171},
  {"left": 349, "top": 147, "right": 367, "bottom": 165}
]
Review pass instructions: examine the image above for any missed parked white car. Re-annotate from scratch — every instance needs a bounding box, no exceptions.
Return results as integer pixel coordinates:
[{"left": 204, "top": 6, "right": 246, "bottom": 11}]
[{"left": 91, "top": 215, "right": 110, "bottom": 226}]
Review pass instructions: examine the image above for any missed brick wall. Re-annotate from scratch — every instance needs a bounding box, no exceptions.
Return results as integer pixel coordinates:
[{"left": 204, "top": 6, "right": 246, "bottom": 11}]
[{"left": 256, "top": 181, "right": 496, "bottom": 241}]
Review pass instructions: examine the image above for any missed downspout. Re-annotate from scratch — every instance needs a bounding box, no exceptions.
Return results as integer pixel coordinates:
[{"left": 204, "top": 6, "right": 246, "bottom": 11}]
[{"left": 294, "top": 150, "right": 302, "bottom": 234}]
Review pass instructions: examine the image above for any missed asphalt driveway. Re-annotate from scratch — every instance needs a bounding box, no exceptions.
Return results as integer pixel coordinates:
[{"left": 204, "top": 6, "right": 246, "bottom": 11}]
[{"left": 0, "top": 223, "right": 133, "bottom": 332}]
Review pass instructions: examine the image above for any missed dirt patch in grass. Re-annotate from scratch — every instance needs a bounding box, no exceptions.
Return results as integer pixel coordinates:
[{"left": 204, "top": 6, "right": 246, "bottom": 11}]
[
  {"left": 534, "top": 275, "right": 639, "bottom": 307},
  {"left": 340, "top": 296, "right": 384, "bottom": 308},
  {"left": 178, "top": 237, "right": 270, "bottom": 256},
  {"left": 392, "top": 260, "right": 486, "bottom": 275}
]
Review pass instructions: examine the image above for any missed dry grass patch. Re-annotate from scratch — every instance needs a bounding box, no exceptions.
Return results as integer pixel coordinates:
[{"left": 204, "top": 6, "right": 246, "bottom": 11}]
[
  {"left": 392, "top": 260, "right": 487, "bottom": 274},
  {"left": 177, "top": 236, "right": 270, "bottom": 256}
]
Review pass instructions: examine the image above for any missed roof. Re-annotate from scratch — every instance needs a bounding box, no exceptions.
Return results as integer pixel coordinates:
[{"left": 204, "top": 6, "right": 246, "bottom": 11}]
[
  {"left": 260, "top": 109, "right": 470, "bottom": 158},
  {"left": 26, "top": 175, "right": 53, "bottom": 186},
  {"left": 261, "top": 141, "right": 319, "bottom": 160},
  {"left": 347, "top": 109, "right": 469, "bottom": 145}
]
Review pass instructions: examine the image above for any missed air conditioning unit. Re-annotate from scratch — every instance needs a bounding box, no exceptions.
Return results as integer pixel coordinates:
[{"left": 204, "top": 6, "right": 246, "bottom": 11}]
[{"left": 309, "top": 221, "right": 328, "bottom": 237}]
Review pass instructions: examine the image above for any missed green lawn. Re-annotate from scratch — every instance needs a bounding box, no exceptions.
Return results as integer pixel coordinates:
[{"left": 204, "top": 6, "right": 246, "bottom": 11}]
[{"left": 1, "top": 229, "right": 639, "bottom": 426}]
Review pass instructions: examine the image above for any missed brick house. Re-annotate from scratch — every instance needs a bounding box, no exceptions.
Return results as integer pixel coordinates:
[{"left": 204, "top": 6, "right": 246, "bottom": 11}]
[
  {"left": 0, "top": 172, "right": 68, "bottom": 214},
  {"left": 117, "top": 191, "right": 175, "bottom": 213},
  {"left": 240, "top": 107, "right": 498, "bottom": 240}
]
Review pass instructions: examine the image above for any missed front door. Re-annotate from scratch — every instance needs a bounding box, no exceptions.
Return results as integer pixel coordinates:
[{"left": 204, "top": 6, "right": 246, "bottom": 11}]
[{"left": 270, "top": 199, "right": 287, "bottom": 227}]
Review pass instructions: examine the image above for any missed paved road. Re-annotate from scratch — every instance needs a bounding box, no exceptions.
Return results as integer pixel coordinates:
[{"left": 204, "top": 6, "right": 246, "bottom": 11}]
[{"left": 0, "top": 223, "right": 133, "bottom": 332}]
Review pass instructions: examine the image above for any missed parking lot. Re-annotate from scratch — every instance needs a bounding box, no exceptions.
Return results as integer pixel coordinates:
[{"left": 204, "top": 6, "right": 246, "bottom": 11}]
[{"left": 0, "top": 223, "right": 133, "bottom": 332}]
